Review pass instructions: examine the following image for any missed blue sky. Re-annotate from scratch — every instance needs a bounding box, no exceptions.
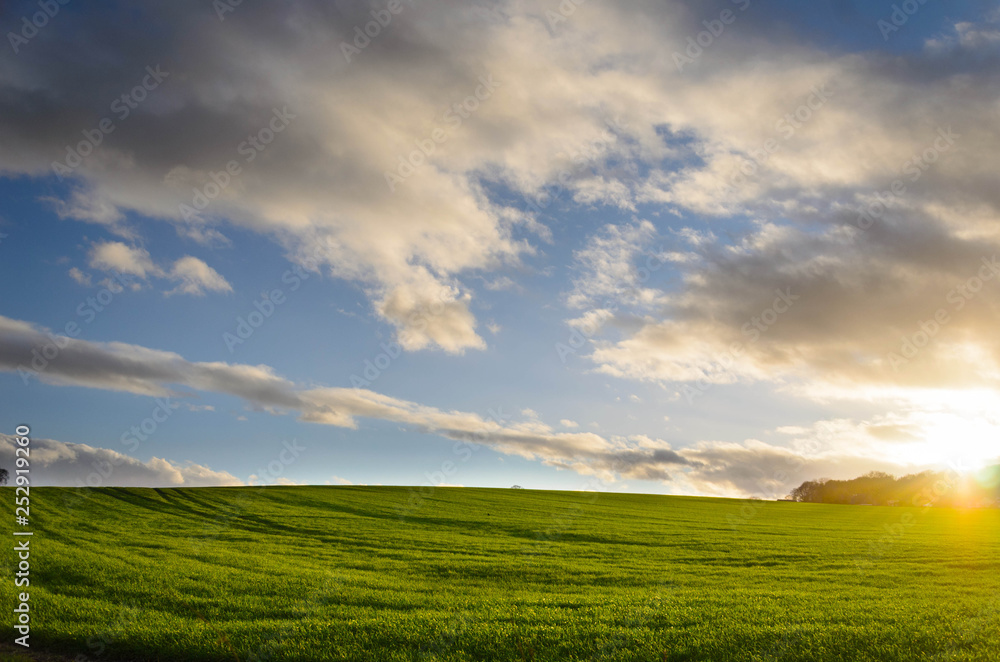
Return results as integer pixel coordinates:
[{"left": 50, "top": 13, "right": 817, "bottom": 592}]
[{"left": 1, "top": 0, "right": 998, "bottom": 496}]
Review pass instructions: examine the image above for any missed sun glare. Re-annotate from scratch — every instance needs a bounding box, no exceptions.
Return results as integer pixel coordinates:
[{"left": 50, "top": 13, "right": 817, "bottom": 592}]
[{"left": 910, "top": 409, "right": 1000, "bottom": 472}]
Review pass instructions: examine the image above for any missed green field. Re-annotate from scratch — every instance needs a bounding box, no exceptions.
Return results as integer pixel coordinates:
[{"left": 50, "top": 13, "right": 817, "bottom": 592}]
[{"left": 2, "top": 486, "right": 998, "bottom": 661}]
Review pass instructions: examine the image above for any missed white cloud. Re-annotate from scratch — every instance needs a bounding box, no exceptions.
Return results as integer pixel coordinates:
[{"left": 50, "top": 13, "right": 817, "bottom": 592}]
[
  {"left": 0, "top": 314, "right": 691, "bottom": 485},
  {"left": 485, "top": 276, "right": 518, "bottom": 292},
  {"left": 566, "top": 220, "right": 667, "bottom": 311},
  {"left": 0, "top": 2, "right": 686, "bottom": 352},
  {"left": 376, "top": 277, "right": 485, "bottom": 354},
  {"left": 86, "top": 243, "right": 230, "bottom": 298},
  {"left": 88, "top": 241, "right": 159, "bottom": 279},
  {"left": 11, "top": 2, "right": 1000, "bottom": 357},
  {"left": 578, "top": 219, "right": 1000, "bottom": 398},
  {"left": 0, "top": 434, "right": 242, "bottom": 487},
  {"left": 166, "top": 256, "right": 233, "bottom": 296},
  {"left": 559, "top": 419, "right": 579, "bottom": 428},
  {"left": 68, "top": 267, "right": 92, "bottom": 287},
  {"left": 4, "top": 311, "right": 967, "bottom": 494},
  {"left": 2, "top": 1, "right": 1000, "bottom": 492}
]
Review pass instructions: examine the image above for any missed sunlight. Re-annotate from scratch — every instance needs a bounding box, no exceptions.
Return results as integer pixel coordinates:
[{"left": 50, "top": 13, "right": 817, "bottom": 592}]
[{"left": 911, "top": 411, "right": 1000, "bottom": 472}]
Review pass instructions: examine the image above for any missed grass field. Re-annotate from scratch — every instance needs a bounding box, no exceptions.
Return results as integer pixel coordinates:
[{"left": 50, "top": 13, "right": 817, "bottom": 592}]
[{"left": 2, "top": 486, "right": 999, "bottom": 661}]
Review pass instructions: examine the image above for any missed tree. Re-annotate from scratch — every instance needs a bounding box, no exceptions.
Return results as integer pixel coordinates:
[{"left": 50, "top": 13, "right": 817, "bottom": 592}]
[
  {"left": 788, "top": 468, "right": 1000, "bottom": 509},
  {"left": 0, "top": 467, "right": 8, "bottom": 485},
  {"left": 788, "top": 480, "right": 825, "bottom": 503}
]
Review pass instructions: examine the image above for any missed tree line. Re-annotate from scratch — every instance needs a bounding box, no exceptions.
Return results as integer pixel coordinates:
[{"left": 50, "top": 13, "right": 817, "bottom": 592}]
[{"left": 787, "top": 467, "right": 1000, "bottom": 508}]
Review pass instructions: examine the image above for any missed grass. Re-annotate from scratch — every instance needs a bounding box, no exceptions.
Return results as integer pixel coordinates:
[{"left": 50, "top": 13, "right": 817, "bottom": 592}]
[{"left": 1, "top": 486, "right": 998, "bottom": 661}]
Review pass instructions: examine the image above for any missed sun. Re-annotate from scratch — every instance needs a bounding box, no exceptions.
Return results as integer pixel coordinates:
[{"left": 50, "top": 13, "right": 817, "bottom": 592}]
[{"left": 913, "top": 411, "right": 1000, "bottom": 473}]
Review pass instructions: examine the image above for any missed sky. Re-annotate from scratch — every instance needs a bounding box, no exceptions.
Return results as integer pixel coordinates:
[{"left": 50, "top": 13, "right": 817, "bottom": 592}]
[{"left": 1, "top": 0, "right": 999, "bottom": 498}]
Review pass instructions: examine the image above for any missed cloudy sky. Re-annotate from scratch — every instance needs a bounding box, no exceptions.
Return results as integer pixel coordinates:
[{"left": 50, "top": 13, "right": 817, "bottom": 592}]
[{"left": 1, "top": 0, "right": 998, "bottom": 497}]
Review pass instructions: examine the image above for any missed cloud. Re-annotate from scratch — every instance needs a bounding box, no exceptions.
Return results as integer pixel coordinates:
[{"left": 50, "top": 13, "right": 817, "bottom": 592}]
[
  {"left": 67, "top": 267, "right": 92, "bottom": 287},
  {"left": 577, "top": 219, "right": 1000, "bottom": 398},
  {"left": 485, "top": 276, "right": 518, "bottom": 292},
  {"left": 682, "top": 403, "right": 1000, "bottom": 497},
  {"left": 10, "top": 2, "right": 999, "bottom": 356},
  {"left": 3, "top": 2, "right": 1000, "bottom": 490},
  {"left": 269, "top": 477, "right": 306, "bottom": 486},
  {"left": 550, "top": 14, "right": 1000, "bottom": 399},
  {"left": 925, "top": 20, "right": 1000, "bottom": 55},
  {"left": 88, "top": 242, "right": 159, "bottom": 279},
  {"left": 0, "top": 434, "right": 241, "bottom": 487},
  {"left": 0, "top": 0, "right": 696, "bottom": 353},
  {"left": 559, "top": 419, "right": 579, "bottom": 428},
  {"left": 3, "top": 312, "right": 967, "bottom": 494},
  {"left": 166, "top": 256, "right": 233, "bottom": 296},
  {"left": 376, "top": 278, "right": 485, "bottom": 353},
  {"left": 85, "top": 242, "right": 230, "bottom": 297},
  {"left": 0, "top": 313, "right": 691, "bottom": 483},
  {"left": 566, "top": 220, "right": 667, "bottom": 311}
]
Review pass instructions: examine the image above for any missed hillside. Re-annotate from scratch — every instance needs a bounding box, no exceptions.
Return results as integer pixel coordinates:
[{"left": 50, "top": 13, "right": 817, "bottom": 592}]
[{"left": 2, "top": 486, "right": 998, "bottom": 661}]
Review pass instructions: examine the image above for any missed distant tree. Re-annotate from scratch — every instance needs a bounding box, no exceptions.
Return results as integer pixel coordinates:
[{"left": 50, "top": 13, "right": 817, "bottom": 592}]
[
  {"left": 788, "top": 480, "right": 825, "bottom": 503},
  {"left": 511, "top": 485, "right": 523, "bottom": 489},
  {"left": 789, "top": 468, "right": 1000, "bottom": 509},
  {"left": 0, "top": 467, "right": 8, "bottom": 485}
]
